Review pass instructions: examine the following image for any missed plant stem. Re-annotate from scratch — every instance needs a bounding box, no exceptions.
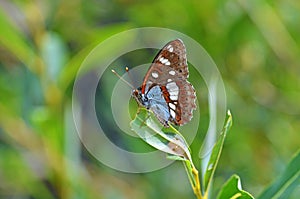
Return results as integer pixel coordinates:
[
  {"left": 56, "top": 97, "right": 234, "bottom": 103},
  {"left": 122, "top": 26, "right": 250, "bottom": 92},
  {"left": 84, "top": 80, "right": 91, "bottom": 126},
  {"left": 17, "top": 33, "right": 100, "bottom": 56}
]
[{"left": 192, "top": 166, "right": 203, "bottom": 199}]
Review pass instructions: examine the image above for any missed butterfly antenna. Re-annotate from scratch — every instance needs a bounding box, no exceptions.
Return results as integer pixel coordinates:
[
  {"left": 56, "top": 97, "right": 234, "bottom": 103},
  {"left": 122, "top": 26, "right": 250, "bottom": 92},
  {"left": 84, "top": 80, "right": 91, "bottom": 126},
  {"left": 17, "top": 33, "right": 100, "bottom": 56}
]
[
  {"left": 111, "top": 69, "right": 134, "bottom": 89},
  {"left": 125, "top": 67, "right": 135, "bottom": 87}
]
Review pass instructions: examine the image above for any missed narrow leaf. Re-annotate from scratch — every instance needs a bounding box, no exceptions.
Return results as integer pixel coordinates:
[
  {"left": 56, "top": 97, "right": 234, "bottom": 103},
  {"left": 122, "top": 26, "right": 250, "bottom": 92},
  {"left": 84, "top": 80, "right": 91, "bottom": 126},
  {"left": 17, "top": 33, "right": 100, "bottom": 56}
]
[
  {"left": 204, "top": 110, "right": 233, "bottom": 192},
  {"left": 258, "top": 150, "right": 300, "bottom": 199},
  {"left": 217, "top": 175, "right": 254, "bottom": 199}
]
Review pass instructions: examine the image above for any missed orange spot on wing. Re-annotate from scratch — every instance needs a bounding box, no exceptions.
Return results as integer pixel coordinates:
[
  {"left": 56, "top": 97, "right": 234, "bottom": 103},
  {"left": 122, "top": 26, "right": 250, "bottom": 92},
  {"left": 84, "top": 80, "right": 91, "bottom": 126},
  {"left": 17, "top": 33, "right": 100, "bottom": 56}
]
[{"left": 160, "top": 86, "right": 171, "bottom": 103}]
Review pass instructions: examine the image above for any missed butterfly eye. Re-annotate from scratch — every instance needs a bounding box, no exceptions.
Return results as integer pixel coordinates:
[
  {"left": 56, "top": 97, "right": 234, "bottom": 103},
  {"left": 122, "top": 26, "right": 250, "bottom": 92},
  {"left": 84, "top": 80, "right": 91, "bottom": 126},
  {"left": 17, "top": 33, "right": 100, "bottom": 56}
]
[{"left": 132, "top": 89, "right": 139, "bottom": 97}]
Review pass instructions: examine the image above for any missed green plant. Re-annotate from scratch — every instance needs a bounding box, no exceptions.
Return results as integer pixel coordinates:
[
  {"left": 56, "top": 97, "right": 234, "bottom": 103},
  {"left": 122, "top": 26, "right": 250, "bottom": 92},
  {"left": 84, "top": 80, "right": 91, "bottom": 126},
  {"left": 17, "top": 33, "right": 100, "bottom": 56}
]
[
  {"left": 130, "top": 109, "right": 252, "bottom": 198},
  {"left": 131, "top": 108, "right": 300, "bottom": 199}
]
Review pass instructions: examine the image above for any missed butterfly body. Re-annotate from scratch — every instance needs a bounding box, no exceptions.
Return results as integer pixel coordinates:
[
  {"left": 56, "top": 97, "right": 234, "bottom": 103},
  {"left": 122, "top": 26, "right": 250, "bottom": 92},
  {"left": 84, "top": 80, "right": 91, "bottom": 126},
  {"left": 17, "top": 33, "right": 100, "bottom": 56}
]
[
  {"left": 132, "top": 39, "right": 196, "bottom": 127},
  {"left": 133, "top": 85, "right": 171, "bottom": 126}
]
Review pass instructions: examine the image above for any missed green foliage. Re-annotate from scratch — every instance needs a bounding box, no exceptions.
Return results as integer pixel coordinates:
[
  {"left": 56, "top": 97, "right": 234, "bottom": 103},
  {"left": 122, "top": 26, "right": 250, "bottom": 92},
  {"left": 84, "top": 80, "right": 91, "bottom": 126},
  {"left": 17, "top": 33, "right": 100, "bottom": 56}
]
[
  {"left": 217, "top": 175, "right": 254, "bottom": 199},
  {"left": 130, "top": 108, "right": 299, "bottom": 199},
  {"left": 0, "top": 10, "right": 37, "bottom": 71},
  {"left": 130, "top": 108, "right": 201, "bottom": 197},
  {"left": 0, "top": 0, "right": 300, "bottom": 199},
  {"left": 203, "top": 111, "right": 232, "bottom": 195},
  {"left": 130, "top": 108, "right": 192, "bottom": 161},
  {"left": 258, "top": 150, "right": 300, "bottom": 199},
  {"left": 131, "top": 109, "right": 256, "bottom": 199}
]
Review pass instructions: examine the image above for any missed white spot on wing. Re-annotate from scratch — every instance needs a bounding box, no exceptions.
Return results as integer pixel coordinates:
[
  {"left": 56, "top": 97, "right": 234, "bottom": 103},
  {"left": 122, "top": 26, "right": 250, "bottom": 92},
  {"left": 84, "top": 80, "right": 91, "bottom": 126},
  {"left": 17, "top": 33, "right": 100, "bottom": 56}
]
[
  {"left": 159, "top": 57, "right": 169, "bottom": 64},
  {"left": 166, "top": 82, "right": 178, "bottom": 91},
  {"left": 170, "top": 95, "right": 178, "bottom": 100},
  {"left": 170, "top": 109, "right": 176, "bottom": 118},
  {"left": 169, "top": 70, "right": 176, "bottom": 75},
  {"left": 151, "top": 72, "right": 159, "bottom": 78},
  {"left": 169, "top": 103, "right": 176, "bottom": 110},
  {"left": 162, "top": 59, "right": 168, "bottom": 64},
  {"left": 167, "top": 79, "right": 172, "bottom": 82},
  {"left": 169, "top": 90, "right": 179, "bottom": 96}
]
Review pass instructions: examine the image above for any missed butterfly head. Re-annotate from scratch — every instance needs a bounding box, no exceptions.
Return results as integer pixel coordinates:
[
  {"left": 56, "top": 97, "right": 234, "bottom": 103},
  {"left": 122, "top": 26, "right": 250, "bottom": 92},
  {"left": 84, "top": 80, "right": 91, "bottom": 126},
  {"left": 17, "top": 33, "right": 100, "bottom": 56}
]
[{"left": 132, "top": 87, "right": 149, "bottom": 108}]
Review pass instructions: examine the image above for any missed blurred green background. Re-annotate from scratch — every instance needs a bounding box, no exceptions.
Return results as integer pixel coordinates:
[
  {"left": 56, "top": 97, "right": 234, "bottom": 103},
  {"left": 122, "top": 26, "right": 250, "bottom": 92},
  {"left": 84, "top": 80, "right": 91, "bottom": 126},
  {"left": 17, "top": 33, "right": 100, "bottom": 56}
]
[{"left": 0, "top": 0, "right": 299, "bottom": 198}]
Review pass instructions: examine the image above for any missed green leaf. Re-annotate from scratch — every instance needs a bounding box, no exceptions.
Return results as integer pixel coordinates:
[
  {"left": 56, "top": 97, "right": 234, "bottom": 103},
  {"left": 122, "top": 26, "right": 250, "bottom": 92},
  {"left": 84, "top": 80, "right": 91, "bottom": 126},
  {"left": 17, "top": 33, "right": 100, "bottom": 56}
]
[
  {"left": 130, "top": 108, "right": 192, "bottom": 161},
  {"left": 130, "top": 108, "right": 202, "bottom": 194},
  {"left": 217, "top": 175, "right": 254, "bottom": 199},
  {"left": 204, "top": 110, "right": 233, "bottom": 192},
  {"left": 0, "top": 10, "right": 38, "bottom": 72},
  {"left": 258, "top": 150, "right": 300, "bottom": 199}
]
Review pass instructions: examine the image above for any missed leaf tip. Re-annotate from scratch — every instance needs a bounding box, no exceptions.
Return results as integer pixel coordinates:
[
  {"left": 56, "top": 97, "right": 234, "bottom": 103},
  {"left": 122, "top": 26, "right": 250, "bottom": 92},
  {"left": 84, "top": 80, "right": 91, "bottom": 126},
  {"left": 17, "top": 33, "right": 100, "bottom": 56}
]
[
  {"left": 226, "top": 110, "right": 233, "bottom": 127},
  {"left": 227, "top": 110, "right": 231, "bottom": 117}
]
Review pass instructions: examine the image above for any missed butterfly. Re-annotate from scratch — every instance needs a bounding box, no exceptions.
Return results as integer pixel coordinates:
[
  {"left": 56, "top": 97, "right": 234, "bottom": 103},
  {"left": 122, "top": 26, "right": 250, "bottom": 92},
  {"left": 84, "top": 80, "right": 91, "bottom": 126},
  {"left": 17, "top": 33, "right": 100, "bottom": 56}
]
[{"left": 132, "top": 39, "right": 197, "bottom": 127}]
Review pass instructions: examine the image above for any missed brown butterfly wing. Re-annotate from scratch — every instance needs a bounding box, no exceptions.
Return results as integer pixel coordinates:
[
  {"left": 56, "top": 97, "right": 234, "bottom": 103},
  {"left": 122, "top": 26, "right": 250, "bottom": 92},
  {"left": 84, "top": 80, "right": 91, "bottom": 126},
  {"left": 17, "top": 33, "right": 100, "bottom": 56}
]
[
  {"left": 141, "top": 39, "right": 189, "bottom": 88},
  {"left": 141, "top": 39, "right": 196, "bottom": 126}
]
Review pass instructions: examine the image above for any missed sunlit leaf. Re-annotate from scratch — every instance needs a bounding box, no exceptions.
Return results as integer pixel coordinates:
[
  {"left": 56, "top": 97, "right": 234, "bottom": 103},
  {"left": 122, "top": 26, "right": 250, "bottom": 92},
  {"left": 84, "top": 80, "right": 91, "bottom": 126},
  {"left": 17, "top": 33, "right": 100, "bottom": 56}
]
[
  {"left": 130, "top": 108, "right": 192, "bottom": 160},
  {"left": 204, "top": 110, "right": 232, "bottom": 192},
  {"left": 217, "top": 175, "right": 254, "bottom": 199},
  {"left": 130, "top": 108, "right": 202, "bottom": 197}
]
